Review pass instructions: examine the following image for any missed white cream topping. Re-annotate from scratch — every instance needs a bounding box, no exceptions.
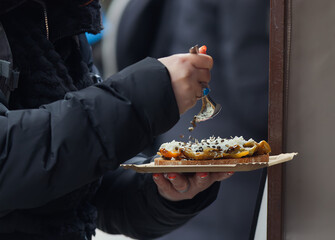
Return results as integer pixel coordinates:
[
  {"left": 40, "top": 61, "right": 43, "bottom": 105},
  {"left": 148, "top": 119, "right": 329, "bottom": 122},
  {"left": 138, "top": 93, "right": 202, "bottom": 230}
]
[
  {"left": 160, "top": 140, "right": 183, "bottom": 153},
  {"left": 159, "top": 136, "right": 256, "bottom": 153}
]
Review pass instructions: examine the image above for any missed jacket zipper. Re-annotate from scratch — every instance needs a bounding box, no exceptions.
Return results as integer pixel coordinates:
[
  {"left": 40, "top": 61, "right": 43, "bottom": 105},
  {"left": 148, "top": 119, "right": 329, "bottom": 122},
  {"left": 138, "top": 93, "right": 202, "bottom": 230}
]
[
  {"left": 42, "top": 5, "right": 49, "bottom": 40},
  {"left": 33, "top": 0, "right": 49, "bottom": 40}
]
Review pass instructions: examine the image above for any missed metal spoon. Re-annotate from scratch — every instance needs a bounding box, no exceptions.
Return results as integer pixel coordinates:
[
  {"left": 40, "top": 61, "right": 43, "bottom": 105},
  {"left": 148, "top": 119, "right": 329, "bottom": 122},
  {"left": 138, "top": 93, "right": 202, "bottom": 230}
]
[{"left": 189, "top": 45, "right": 222, "bottom": 123}]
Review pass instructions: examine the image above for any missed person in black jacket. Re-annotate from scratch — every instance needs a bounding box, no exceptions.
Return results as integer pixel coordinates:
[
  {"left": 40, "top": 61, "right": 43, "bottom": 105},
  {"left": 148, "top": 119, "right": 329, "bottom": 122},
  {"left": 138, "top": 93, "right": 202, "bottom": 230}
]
[
  {"left": 0, "top": 1, "right": 233, "bottom": 240},
  {"left": 102, "top": 0, "right": 269, "bottom": 239}
]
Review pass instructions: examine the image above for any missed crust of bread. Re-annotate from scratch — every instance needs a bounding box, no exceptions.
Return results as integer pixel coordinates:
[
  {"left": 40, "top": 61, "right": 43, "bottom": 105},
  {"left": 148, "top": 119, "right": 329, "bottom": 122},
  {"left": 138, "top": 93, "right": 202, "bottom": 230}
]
[{"left": 154, "top": 154, "right": 269, "bottom": 165}]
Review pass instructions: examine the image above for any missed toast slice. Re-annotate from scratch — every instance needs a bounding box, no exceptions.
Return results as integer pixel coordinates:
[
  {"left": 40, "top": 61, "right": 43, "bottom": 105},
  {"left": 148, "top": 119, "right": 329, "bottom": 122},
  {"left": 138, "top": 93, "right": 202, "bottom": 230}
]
[{"left": 154, "top": 154, "right": 269, "bottom": 165}]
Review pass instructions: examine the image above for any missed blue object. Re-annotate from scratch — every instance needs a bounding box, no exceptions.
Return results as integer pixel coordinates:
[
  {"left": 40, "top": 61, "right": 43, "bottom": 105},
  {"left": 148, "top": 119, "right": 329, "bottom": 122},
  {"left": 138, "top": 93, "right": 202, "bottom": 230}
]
[
  {"left": 86, "top": 12, "right": 107, "bottom": 45},
  {"left": 203, "top": 87, "right": 210, "bottom": 96},
  {"left": 86, "top": 31, "right": 104, "bottom": 45}
]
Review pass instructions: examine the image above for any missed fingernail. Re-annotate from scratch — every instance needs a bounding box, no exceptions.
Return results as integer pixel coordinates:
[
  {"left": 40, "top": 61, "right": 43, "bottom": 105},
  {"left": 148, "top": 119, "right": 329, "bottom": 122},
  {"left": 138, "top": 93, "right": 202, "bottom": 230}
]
[
  {"left": 199, "top": 172, "right": 208, "bottom": 179},
  {"left": 227, "top": 172, "right": 234, "bottom": 176},
  {"left": 168, "top": 174, "right": 177, "bottom": 180},
  {"left": 153, "top": 173, "right": 160, "bottom": 180}
]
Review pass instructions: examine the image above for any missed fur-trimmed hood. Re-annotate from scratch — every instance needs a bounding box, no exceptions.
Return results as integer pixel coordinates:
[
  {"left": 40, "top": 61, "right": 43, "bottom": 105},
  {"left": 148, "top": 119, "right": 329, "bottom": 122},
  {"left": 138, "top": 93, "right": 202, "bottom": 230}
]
[
  {"left": 0, "top": 0, "right": 102, "bottom": 15},
  {"left": 0, "top": 0, "right": 103, "bottom": 42}
]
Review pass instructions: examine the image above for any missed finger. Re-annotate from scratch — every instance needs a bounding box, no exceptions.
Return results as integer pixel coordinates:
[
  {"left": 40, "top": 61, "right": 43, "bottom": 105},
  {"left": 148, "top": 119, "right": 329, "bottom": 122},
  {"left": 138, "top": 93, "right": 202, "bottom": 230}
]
[
  {"left": 195, "top": 82, "right": 204, "bottom": 100},
  {"left": 188, "top": 54, "right": 213, "bottom": 70},
  {"left": 193, "top": 70, "right": 211, "bottom": 98},
  {"left": 195, "top": 68, "right": 211, "bottom": 85},
  {"left": 196, "top": 172, "right": 209, "bottom": 179},
  {"left": 194, "top": 172, "right": 212, "bottom": 189},
  {"left": 193, "top": 172, "right": 233, "bottom": 190},
  {"left": 211, "top": 172, "right": 235, "bottom": 181},
  {"left": 152, "top": 173, "right": 172, "bottom": 193},
  {"left": 164, "top": 173, "right": 190, "bottom": 193}
]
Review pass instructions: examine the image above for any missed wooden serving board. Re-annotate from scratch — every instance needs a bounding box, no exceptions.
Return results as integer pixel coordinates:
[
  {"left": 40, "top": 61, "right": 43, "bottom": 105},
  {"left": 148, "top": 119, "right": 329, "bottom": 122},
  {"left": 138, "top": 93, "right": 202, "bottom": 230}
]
[{"left": 120, "top": 153, "right": 297, "bottom": 173}]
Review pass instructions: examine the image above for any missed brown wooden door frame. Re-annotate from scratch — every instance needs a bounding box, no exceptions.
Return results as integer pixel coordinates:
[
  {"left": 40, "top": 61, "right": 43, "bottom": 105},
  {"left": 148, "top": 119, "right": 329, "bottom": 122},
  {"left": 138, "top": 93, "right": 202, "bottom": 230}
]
[{"left": 268, "top": 0, "right": 290, "bottom": 239}]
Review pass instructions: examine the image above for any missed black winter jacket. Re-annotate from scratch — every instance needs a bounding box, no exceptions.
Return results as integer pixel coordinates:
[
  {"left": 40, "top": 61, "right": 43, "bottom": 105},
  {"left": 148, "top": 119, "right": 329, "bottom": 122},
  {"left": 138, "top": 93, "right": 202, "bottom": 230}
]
[{"left": 0, "top": 1, "right": 220, "bottom": 239}]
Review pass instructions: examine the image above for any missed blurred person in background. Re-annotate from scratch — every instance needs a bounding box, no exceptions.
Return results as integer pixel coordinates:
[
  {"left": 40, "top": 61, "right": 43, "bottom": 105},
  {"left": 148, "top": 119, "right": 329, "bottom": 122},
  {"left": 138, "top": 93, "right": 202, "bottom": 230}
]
[
  {"left": 102, "top": 0, "right": 269, "bottom": 239},
  {"left": 0, "top": 0, "right": 235, "bottom": 239}
]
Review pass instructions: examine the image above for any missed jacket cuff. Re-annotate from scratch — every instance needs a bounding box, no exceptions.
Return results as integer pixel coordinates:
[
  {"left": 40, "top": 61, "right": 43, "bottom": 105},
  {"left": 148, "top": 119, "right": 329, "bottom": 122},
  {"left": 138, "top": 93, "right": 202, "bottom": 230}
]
[{"left": 104, "top": 57, "right": 180, "bottom": 136}]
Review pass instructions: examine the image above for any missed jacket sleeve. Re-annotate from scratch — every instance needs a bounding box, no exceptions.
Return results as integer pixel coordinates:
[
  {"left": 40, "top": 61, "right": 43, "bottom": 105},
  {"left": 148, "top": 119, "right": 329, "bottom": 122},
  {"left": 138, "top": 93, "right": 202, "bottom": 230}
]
[
  {"left": 94, "top": 155, "right": 220, "bottom": 240},
  {"left": 0, "top": 57, "right": 179, "bottom": 215}
]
